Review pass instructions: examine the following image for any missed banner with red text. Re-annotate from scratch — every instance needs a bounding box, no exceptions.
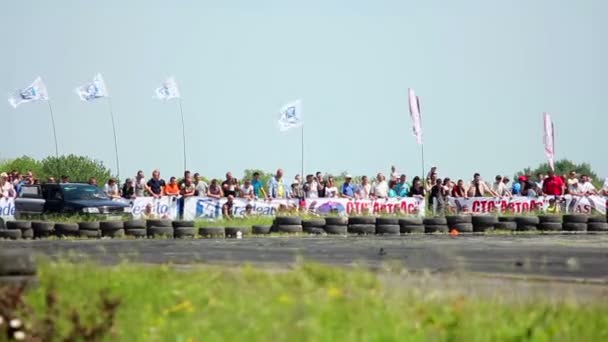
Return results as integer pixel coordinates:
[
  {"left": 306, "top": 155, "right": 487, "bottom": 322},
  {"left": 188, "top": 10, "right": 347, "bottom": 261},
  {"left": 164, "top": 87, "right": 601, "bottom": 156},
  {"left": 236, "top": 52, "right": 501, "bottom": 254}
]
[{"left": 446, "top": 195, "right": 606, "bottom": 215}]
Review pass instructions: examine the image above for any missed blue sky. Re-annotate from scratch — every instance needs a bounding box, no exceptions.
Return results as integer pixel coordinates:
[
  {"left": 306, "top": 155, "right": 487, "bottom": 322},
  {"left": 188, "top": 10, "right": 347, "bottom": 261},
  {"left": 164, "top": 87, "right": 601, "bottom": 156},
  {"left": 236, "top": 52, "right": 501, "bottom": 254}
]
[{"left": 1, "top": 0, "right": 605, "bottom": 182}]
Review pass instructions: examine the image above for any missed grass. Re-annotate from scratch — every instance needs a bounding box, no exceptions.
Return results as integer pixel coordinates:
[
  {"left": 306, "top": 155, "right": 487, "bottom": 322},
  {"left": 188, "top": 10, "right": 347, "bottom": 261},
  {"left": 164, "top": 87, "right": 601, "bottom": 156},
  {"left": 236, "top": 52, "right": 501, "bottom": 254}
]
[{"left": 12, "top": 261, "right": 608, "bottom": 341}]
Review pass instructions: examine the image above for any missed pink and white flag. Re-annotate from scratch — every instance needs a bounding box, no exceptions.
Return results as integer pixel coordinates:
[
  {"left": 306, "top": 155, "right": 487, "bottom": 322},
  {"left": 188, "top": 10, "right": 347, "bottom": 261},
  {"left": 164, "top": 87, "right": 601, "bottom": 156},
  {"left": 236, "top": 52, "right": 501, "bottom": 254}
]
[
  {"left": 408, "top": 88, "right": 423, "bottom": 145},
  {"left": 543, "top": 112, "right": 555, "bottom": 171}
]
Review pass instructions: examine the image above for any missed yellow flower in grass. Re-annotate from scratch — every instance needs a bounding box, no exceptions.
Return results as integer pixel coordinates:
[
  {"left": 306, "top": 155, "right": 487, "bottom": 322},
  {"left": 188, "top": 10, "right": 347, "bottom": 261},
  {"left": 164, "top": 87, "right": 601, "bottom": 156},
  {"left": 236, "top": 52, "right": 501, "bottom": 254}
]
[
  {"left": 327, "top": 286, "right": 343, "bottom": 299},
  {"left": 163, "top": 300, "right": 195, "bottom": 315},
  {"left": 278, "top": 294, "right": 292, "bottom": 304}
]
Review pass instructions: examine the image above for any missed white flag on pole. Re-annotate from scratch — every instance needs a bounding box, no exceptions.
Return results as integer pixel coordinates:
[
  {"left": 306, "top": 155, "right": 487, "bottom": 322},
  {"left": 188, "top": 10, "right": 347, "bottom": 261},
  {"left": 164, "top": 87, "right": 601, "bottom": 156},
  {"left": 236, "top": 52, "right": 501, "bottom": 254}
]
[
  {"left": 155, "top": 77, "right": 180, "bottom": 101},
  {"left": 8, "top": 77, "right": 49, "bottom": 108},
  {"left": 75, "top": 73, "right": 109, "bottom": 101},
  {"left": 408, "top": 88, "right": 423, "bottom": 145},
  {"left": 543, "top": 112, "right": 555, "bottom": 171},
  {"left": 278, "top": 99, "right": 303, "bottom": 132}
]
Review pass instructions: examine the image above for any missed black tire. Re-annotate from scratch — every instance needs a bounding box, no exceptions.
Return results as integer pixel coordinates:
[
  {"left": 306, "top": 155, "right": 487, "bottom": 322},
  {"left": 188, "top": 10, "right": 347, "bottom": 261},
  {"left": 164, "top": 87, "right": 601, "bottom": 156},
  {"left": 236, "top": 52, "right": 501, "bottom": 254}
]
[
  {"left": 31, "top": 221, "right": 54, "bottom": 235},
  {"left": 302, "top": 218, "right": 326, "bottom": 227},
  {"left": 472, "top": 216, "right": 498, "bottom": 225},
  {"left": 587, "top": 223, "right": 608, "bottom": 232},
  {"left": 498, "top": 216, "right": 517, "bottom": 222},
  {"left": 78, "top": 230, "right": 100, "bottom": 238},
  {"left": 174, "top": 227, "right": 197, "bottom": 238},
  {"left": 102, "top": 229, "right": 125, "bottom": 238},
  {"left": 538, "top": 222, "right": 563, "bottom": 231},
  {"left": 225, "top": 226, "right": 251, "bottom": 237},
  {"left": 473, "top": 225, "right": 494, "bottom": 233},
  {"left": 0, "top": 230, "right": 22, "bottom": 240},
  {"left": 274, "top": 216, "right": 302, "bottom": 225},
  {"left": 172, "top": 220, "right": 195, "bottom": 228},
  {"left": 401, "top": 225, "right": 425, "bottom": 234},
  {"left": 303, "top": 227, "right": 325, "bottom": 235},
  {"left": 446, "top": 215, "right": 472, "bottom": 224},
  {"left": 376, "top": 217, "right": 399, "bottom": 225},
  {"left": 324, "top": 217, "right": 348, "bottom": 226},
  {"left": 146, "top": 219, "right": 172, "bottom": 228},
  {"left": 276, "top": 225, "right": 303, "bottom": 233},
  {"left": 399, "top": 217, "right": 423, "bottom": 226},
  {"left": 494, "top": 222, "right": 517, "bottom": 231},
  {"left": 0, "top": 251, "right": 36, "bottom": 275},
  {"left": 376, "top": 224, "right": 400, "bottom": 235},
  {"left": 54, "top": 223, "right": 79, "bottom": 236},
  {"left": 453, "top": 223, "right": 473, "bottom": 233},
  {"left": 516, "top": 225, "right": 537, "bottom": 232},
  {"left": 125, "top": 228, "right": 147, "bottom": 238},
  {"left": 99, "top": 220, "right": 124, "bottom": 231},
  {"left": 348, "top": 216, "right": 376, "bottom": 225},
  {"left": 252, "top": 225, "right": 272, "bottom": 235},
  {"left": 199, "top": 227, "right": 225, "bottom": 238},
  {"left": 348, "top": 224, "right": 376, "bottom": 235},
  {"left": 124, "top": 220, "right": 147, "bottom": 229},
  {"left": 563, "top": 215, "right": 589, "bottom": 224},
  {"left": 324, "top": 225, "right": 348, "bottom": 235},
  {"left": 423, "top": 217, "right": 447, "bottom": 225},
  {"left": 21, "top": 229, "right": 34, "bottom": 239},
  {"left": 562, "top": 223, "right": 587, "bottom": 232},
  {"left": 6, "top": 220, "right": 31, "bottom": 230},
  {"left": 147, "top": 226, "right": 174, "bottom": 237},
  {"left": 425, "top": 225, "right": 448, "bottom": 233},
  {"left": 588, "top": 216, "right": 607, "bottom": 223},
  {"left": 515, "top": 216, "right": 540, "bottom": 225},
  {"left": 78, "top": 221, "right": 100, "bottom": 231},
  {"left": 538, "top": 215, "right": 562, "bottom": 223}
]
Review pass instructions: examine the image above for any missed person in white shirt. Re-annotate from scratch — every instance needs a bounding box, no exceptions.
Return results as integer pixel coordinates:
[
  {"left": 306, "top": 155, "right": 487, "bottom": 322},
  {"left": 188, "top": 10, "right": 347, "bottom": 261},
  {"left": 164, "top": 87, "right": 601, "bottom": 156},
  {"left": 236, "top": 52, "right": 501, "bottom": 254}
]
[
  {"left": 104, "top": 178, "right": 121, "bottom": 199},
  {"left": 0, "top": 172, "right": 15, "bottom": 198},
  {"left": 194, "top": 173, "right": 208, "bottom": 197},
  {"left": 579, "top": 175, "right": 597, "bottom": 195},
  {"left": 303, "top": 174, "right": 319, "bottom": 199},
  {"left": 491, "top": 175, "right": 510, "bottom": 197},
  {"left": 239, "top": 179, "right": 254, "bottom": 199},
  {"left": 325, "top": 176, "right": 338, "bottom": 198},
  {"left": 134, "top": 170, "right": 146, "bottom": 197},
  {"left": 601, "top": 178, "right": 608, "bottom": 196},
  {"left": 356, "top": 175, "right": 371, "bottom": 199},
  {"left": 371, "top": 173, "right": 389, "bottom": 198}
]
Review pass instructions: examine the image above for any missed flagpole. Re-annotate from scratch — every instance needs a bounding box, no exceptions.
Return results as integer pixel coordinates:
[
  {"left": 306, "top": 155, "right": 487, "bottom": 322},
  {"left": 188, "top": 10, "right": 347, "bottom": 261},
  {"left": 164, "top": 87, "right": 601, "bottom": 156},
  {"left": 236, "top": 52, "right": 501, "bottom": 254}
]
[
  {"left": 301, "top": 124, "right": 304, "bottom": 179},
  {"left": 106, "top": 98, "right": 121, "bottom": 180},
  {"left": 178, "top": 98, "right": 187, "bottom": 171},
  {"left": 47, "top": 100, "right": 61, "bottom": 176},
  {"left": 421, "top": 143, "right": 425, "bottom": 183}
]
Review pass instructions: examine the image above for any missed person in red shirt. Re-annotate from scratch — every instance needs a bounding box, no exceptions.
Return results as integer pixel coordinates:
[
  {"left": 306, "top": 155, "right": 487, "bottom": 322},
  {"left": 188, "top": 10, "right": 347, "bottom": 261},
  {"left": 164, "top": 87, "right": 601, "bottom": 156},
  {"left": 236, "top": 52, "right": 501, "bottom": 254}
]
[{"left": 542, "top": 170, "right": 564, "bottom": 197}]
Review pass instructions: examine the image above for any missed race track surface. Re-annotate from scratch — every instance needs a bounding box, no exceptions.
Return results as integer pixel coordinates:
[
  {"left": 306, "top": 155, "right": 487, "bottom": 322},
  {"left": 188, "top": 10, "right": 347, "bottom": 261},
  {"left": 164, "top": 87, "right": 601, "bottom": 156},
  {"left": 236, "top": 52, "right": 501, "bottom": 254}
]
[{"left": 2, "top": 234, "right": 608, "bottom": 282}]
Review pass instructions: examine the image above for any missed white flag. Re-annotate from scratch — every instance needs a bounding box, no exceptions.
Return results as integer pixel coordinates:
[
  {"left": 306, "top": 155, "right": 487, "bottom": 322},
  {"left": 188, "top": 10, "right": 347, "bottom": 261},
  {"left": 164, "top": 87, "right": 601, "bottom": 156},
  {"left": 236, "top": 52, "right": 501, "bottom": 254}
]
[
  {"left": 408, "top": 88, "right": 423, "bottom": 145},
  {"left": 8, "top": 77, "right": 49, "bottom": 108},
  {"left": 75, "top": 73, "right": 109, "bottom": 101},
  {"left": 155, "top": 77, "right": 180, "bottom": 101},
  {"left": 278, "top": 99, "right": 303, "bottom": 132},
  {"left": 543, "top": 112, "right": 555, "bottom": 171}
]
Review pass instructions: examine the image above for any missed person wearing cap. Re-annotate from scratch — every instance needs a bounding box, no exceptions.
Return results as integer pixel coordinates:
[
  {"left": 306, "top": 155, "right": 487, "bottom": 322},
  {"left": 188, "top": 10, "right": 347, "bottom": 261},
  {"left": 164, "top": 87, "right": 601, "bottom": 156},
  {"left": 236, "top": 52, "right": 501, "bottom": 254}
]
[
  {"left": 512, "top": 176, "right": 525, "bottom": 196},
  {"left": 0, "top": 172, "right": 15, "bottom": 198},
  {"left": 340, "top": 174, "right": 355, "bottom": 199}
]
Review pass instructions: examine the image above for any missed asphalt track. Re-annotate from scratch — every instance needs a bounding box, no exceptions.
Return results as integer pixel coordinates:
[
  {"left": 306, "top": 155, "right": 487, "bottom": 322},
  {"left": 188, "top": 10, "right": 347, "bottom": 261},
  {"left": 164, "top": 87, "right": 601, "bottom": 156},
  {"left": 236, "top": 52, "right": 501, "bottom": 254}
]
[{"left": 2, "top": 234, "right": 608, "bottom": 282}]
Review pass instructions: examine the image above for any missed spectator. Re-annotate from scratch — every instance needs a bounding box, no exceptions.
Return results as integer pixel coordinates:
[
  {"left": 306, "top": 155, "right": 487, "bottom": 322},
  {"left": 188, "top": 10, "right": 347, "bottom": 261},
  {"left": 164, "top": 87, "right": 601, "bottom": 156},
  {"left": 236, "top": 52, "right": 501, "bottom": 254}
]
[
  {"left": 134, "top": 170, "right": 146, "bottom": 197},
  {"left": 239, "top": 179, "right": 254, "bottom": 199},
  {"left": 316, "top": 172, "right": 326, "bottom": 198},
  {"left": 164, "top": 177, "right": 180, "bottom": 196},
  {"left": 146, "top": 170, "right": 165, "bottom": 198},
  {"left": 429, "top": 178, "right": 447, "bottom": 214},
  {"left": 303, "top": 174, "right": 319, "bottom": 199},
  {"left": 340, "top": 174, "right": 355, "bottom": 199},
  {"left": 251, "top": 172, "right": 266, "bottom": 199},
  {"left": 180, "top": 176, "right": 196, "bottom": 197},
  {"left": 104, "top": 178, "right": 121, "bottom": 199},
  {"left": 579, "top": 175, "right": 597, "bottom": 195},
  {"left": 542, "top": 170, "right": 565, "bottom": 197},
  {"left": 390, "top": 165, "right": 399, "bottom": 181},
  {"left": 388, "top": 180, "right": 399, "bottom": 198},
  {"left": 0, "top": 172, "right": 15, "bottom": 198},
  {"left": 512, "top": 176, "right": 525, "bottom": 196},
  {"left": 371, "top": 173, "right": 389, "bottom": 199},
  {"left": 492, "top": 175, "right": 509, "bottom": 197},
  {"left": 179, "top": 170, "right": 191, "bottom": 188},
  {"left": 88, "top": 177, "right": 97, "bottom": 186},
  {"left": 46, "top": 177, "right": 56, "bottom": 184},
  {"left": 193, "top": 173, "right": 208, "bottom": 197},
  {"left": 325, "top": 176, "right": 338, "bottom": 198},
  {"left": 601, "top": 178, "right": 608, "bottom": 196},
  {"left": 535, "top": 173, "right": 545, "bottom": 189},
  {"left": 451, "top": 179, "right": 466, "bottom": 198},
  {"left": 268, "top": 169, "right": 287, "bottom": 199},
  {"left": 206, "top": 179, "right": 223, "bottom": 199},
  {"left": 502, "top": 177, "right": 512, "bottom": 196},
  {"left": 141, "top": 203, "right": 157, "bottom": 219},
  {"left": 409, "top": 177, "right": 425, "bottom": 198},
  {"left": 222, "top": 195, "right": 235, "bottom": 219},
  {"left": 356, "top": 175, "right": 371, "bottom": 199},
  {"left": 444, "top": 178, "right": 454, "bottom": 196},
  {"left": 522, "top": 177, "right": 538, "bottom": 197},
  {"left": 60, "top": 175, "right": 69, "bottom": 183},
  {"left": 467, "top": 173, "right": 498, "bottom": 197},
  {"left": 243, "top": 204, "right": 255, "bottom": 217},
  {"left": 567, "top": 179, "right": 582, "bottom": 196},
  {"left": 425, "top": 172, "right": 438, "bottom": 192},
  {"left": 222, "top": 172, "right": 237, "bottom": 197},
  {"left": 121, "top": 178, "right": 135, "bottom": 199},
  {"left": 291, "top": 179, "right": 305, "bottom": 204},
  {"left": 546, "top": 198, "right": 560, "bottom": 214},
  {"left": 426, "top": 166, "right": 438, "bottom": 180},
  {"left": 393, "top": 174, "right": 409, "bottom": 197},
  {"left": 566, "top": 171, "right": 578, "bottom": 194}
]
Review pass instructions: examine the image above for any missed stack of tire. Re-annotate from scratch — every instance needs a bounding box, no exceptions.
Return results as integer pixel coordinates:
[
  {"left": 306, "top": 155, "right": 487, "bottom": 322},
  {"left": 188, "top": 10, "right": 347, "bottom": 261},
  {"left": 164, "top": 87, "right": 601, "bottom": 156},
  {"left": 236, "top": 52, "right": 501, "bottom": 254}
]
[
  {"left": 0, "top": 221, "right": 32, "bottom": 239},
  {"left": 471, "top": 216, "right": 498, "bottom": 232},
  {"left": 100, "top": 221, "right": 125, "bottom": 238},
  {"left": 538, "top": 215, "right": 563, "bottom": 231},
  {"left": 324, "top": 217, "right": 348, "bottom": 235},
  {"left": 423, "top": 217, "right": 448, "bottom": 233},
  {"left": 496, "top": 217, "right": 517, "bottom": 231},
  {"left": 302, "top": 218, "right": 326, "bottom": 235},
  {"left": 375, "top": 217, "right": 400, "bottom": 235},
  {"left": 515, "top": 216, "right": 540, "bottom": 231},
  {"left": 32, "top": 221, "right": 55, "bottom": 238},
  {"left": 273, "top": 217, "right": 303, "bottom": 234},
  {"left": 173, "top": 221, "right": 196, "bottom": 238},
  {"left": 0, "top": 251, "right": 36, "bottom": 286},
  {"left": 446, "top": 216, "right": 473, "bottom": 233},
  {"left": 78, "top": 221, "right": 100, "bottom": 238},
  {"left": 225, "top": 226, "right": 252, "bottom": 237},
  {"left": 146, "top": 219, "right": 173, "bottom": 238},
  {"left": 54, "top": 222, "right": 79, "bottom": 237},
  {"left": 124, "top": 220, "right": 147, "bottom": 238},
  {"left": 399, "top": 217, "right": 424, "bottom": 233},
  {"left": 562, "top": 215, "right": 588, "bottom": 232},
  {"left": 588, "top": 216, "right": 608, "bottom": 232},
  {"left": 199, "top": 226, "right": 225, "bottom": 238},
  {"left": 348, "top": 216, "right": 376, "bottom": 235}
]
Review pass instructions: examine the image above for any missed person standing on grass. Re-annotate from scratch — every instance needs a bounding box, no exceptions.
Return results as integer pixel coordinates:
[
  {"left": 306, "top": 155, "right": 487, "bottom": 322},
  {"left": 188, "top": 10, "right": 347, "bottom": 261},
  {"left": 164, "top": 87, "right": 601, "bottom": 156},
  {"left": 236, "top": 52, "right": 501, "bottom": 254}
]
[
  {"left": 0, "top": 172, "right": 15, "bottom": 198},
  {"left": 134, "top": 170, "right": 146, "bottom": 197},
  {"left": 325, "top": 176, "right": 338, "bottom": 198},
  {"left": 409, "top": 177, "right": 425, "bottom": 198},
  {"left": 429, "top": 178, "right": 447, "bottom": 215},
  {"left": 121, "top": 178, "right": 135, "bottom": 200},
  {"left": 222, "top": 195, "right": 235, "bottom": 219},
  {"left": 356, "top": 175, "right": 371, "bottom": 200},
  {"left": 371, "top": 173, "right": 389, "bottom": 199},
  {"left": 542, "top": 170, "right": 564, "bottom": 197},
  {"left": 340, "top": 174, "right": 355, "bottom": 199},
  {"left": 316, "top": 172, "right": 326, "bottom": 198},
  {"left": 303, "top": 174, "right": 319, "bottom": 199},
  {"left": 251, "top": 172, "right": 267, "bottom": 199},
  {"left": 291, "top": 179, "right": 305, "bottom": 207},
  {"left": 268, "top": 168, "right": 287, "bottom": 199},
  {"left": 104, "top": 178, "right": 121, "bottom": 199},
  {"left": 146, "top": 170, "right": 165, "bottom": 198},
  {"left": 164, "top": 177, "right": 180, "bottom": 196},
  {"left": 206, "top": 179, "right": 224, "bottom": 199},
  {"left": 193, "top": 173, "right": 208, "bottom": 197}
]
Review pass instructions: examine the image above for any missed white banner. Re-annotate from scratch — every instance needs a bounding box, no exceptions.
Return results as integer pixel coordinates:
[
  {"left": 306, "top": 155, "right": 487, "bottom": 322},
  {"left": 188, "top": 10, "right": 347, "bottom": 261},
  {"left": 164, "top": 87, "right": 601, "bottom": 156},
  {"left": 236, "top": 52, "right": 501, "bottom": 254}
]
[
  {"left": 131, "top": 196, "right": 178, "bottom": 219},
  {"left": 0, "top": 198, "right": 16, "bottom": 220},
  {"left": 446, "top": 195, "right": 606, "bottom": 215}
]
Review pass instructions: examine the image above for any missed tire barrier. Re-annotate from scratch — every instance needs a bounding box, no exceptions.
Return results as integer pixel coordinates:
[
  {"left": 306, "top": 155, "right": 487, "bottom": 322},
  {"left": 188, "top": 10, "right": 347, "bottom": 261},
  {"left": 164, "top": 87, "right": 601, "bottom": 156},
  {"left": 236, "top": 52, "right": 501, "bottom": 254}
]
[
  {"left": 124, "top": 220, "right": 147, "bottom": 229},
  {"left": 199, "top": 227, "right": 225, "bottom": 238},
  {"left": 79, "top": 230, "right": 101, "bottom": 238},
  {"left": 174, "top": 227, "right": 197, "bottom": 238},
  {"left": 125, "top": 228, "right": 147, "bottom": 238},
  {"left": 6, "top": 220, "right": 31, "bottom": 230},
  {"left": 146, "top": 219, "right": 172, "bottom": 228},
  {"left": 452, "top": 223, "right": 474, "bottom": 233},
  {"left": 32, "top": 221, "right": 54, "bottom": 238},
  {"left": 562, "top": 223, "right": 587, "bottom": 232},
  {"left": 399, "top": 218, "right": 424, "bottom": 233},
  {"left": 102, "top": 229, "right": 125, "bottom": 238},
  {"left": 225, "top": 226, "right": 251, "bottom": 237},
  {"left": 348, "top": 224, "right": 376, "bottom": 235},
  {"left": 78, "top": 221, "right": 100, "bottom": 231},
  {"left": 172, "top": 220, "right": 195, "bottom": 228},
  {"left": 376, "top": 224, "right": 400, "bottom": 235},
  {"left": 0, "top": 251, "right": 36, "bottom": 286},
  {"left": 54, "top": 223, "right": 79, "bottom": 237},
  {"left": 423, "top": 217, "right": 448, "bottom": 233},
  {"left": 0, "top": 229, "right": 22, "bottom": 239},
  {"left": 562, "top": 215, "right": 589, "bottom": 224},
  {"left": 588, "top": 216, "right": 607, "bottom": 223},
  {"left": 324, "top": 225, "right": 348, "bottom": 235},
  {"left": 147, "top": 226, "right": 173, "bottom": 238},
  {"left": 588, "top": 222, "right": 608, "bottom": 232},
  {"left": 471, "top": 216, "right": 498, "bottom": 232},
  {"left": 538, "top": 215, "right": 563, "bottom": 231},
  {"left": 515, "top": 216, "right": 540, "bottom": 231},
  {"left": 494, "top": 222, "right": 517, "bottom": 231},
  {"left": 252, "top": 225, "right": 272, "bottom": 235},
  {"left": 498, "top": 216, "right": 517, "bottom": 222},
  {"left": 302, "top": 218, "right": 326, "bottom": 234}
]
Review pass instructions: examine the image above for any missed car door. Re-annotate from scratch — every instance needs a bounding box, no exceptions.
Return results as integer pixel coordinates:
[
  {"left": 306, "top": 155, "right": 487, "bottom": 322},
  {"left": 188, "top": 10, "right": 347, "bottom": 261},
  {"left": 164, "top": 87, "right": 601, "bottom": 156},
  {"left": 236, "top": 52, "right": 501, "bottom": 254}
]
[
  {"left": 14, "top": 185, "right": 45, "bottom": 216},
  {"left": 43, "top": 184, "right": 64, "bottom": 213}
]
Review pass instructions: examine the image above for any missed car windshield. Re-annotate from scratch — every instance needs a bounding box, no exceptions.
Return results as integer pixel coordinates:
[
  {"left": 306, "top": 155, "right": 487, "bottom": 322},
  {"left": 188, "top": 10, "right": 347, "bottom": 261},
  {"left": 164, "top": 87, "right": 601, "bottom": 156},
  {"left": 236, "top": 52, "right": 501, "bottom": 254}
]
[{"left": 61, "top": 184, "right": 108, "bottom": 200}]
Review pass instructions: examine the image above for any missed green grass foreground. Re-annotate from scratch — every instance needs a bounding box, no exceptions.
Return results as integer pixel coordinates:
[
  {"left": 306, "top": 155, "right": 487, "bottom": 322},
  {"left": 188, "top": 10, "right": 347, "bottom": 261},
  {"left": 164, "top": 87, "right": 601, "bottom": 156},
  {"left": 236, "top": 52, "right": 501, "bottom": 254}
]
[{"left": 20, "top": 262, "right": 608, "bottom": 341}]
